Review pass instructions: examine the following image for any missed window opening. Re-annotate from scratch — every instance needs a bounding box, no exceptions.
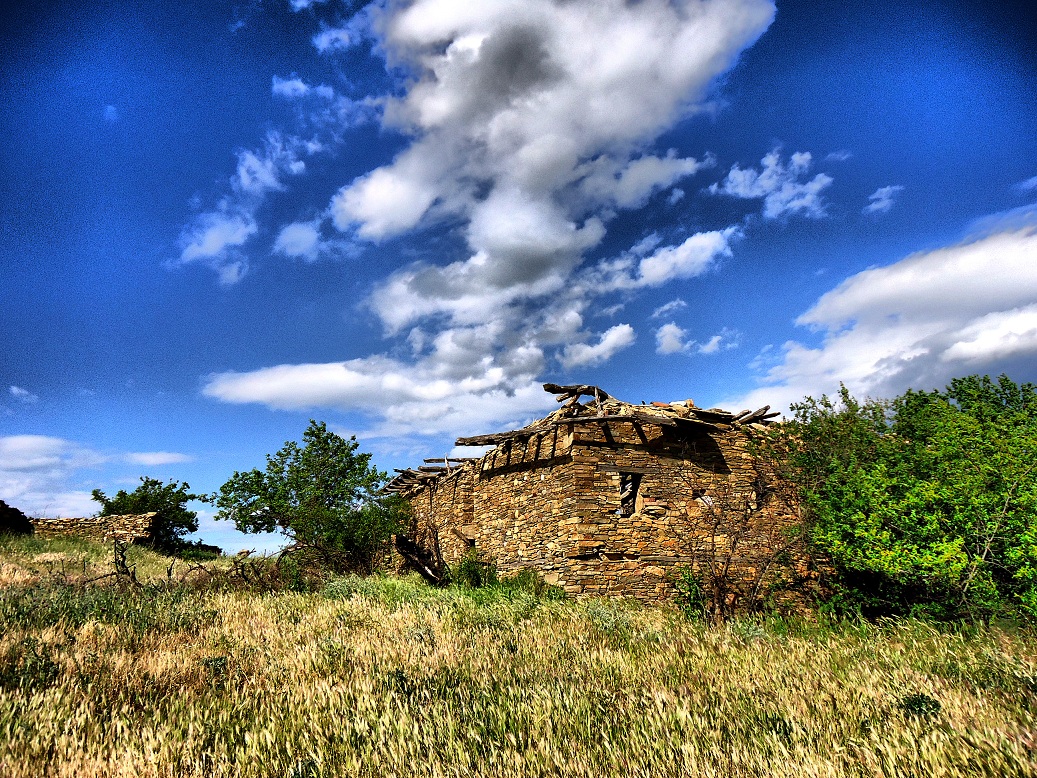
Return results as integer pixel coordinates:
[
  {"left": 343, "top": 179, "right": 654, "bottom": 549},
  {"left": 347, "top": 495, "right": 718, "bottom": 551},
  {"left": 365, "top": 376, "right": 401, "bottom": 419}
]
[{"left": 618, "top": 472, "right": 642, "bottom": 516}]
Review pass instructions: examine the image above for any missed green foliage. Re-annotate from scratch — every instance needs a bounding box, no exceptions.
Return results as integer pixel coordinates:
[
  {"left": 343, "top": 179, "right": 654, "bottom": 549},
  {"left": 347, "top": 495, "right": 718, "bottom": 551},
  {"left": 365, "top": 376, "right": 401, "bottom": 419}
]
[
  {"left": 91, "top": 477, "right": 203, "bottom": 552},
  {"left": 212, "top": 420, "right": 406, "bottom": 574},
  {"left": 673, "top": 567, "right": 707, "bottom": 620},
  {"left": 450, "top": 550, "right": 498, "bottom": 588},
  {"left": 898, "top": 692, "right": 941, "bottom": 718},
  {"left": 768, "top": 375, "right": 1037, "bottom": 620}
]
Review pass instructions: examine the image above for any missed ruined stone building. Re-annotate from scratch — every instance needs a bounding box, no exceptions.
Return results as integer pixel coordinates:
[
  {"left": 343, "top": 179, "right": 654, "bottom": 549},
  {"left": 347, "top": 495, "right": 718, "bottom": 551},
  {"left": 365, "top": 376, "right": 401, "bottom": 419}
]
[
  {"left": 29, "top": 513, "right": 158, "bottom": 544},
  {"left": 387, "top": 384, "right": 819, "bottom": 607}
]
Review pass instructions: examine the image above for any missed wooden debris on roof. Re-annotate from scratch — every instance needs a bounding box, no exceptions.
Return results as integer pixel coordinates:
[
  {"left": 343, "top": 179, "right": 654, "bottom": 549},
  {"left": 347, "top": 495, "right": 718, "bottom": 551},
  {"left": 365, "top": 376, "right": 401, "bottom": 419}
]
[
  {"left": 542, "top": 383, "right": 614, "bottom": 401},
  {"left": 394, "top": 383, "right": 780, "bottom": 494}
]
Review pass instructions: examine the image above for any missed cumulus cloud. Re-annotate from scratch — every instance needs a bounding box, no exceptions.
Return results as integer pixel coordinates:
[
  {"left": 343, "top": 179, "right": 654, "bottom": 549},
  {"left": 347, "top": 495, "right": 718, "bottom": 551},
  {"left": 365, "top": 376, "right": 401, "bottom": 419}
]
[
  {"left": 655, "top": 322, "right": 689, "bottom": 355},
  {"left": 863, "top": 185, "right": 904, "bottom": 215},
  {"left": 629, "top": 229, "right": 736, "bottom": 288},
  {"left": 178, "top": 106, "right": 366, "bottom": 280},
  {"left": 179, "top": 132, "right": 315, "bottom": 280},
  {"left": 203, "top": 354, "right": 557, "bottom": 439},
  {"left": 313, "top": 24, "right": 355, "bottom": 53},
  {"left": 0, "top": 435, "right": 107, "bottom": 518},
  {"left": 727, "top": 219, "right": 1037, "bottom": 413},
  {"left": 710, "top": 149, "right": 833, "bottom": 219},
  {"left": 290, "top": 0, "right": 330, "bottom": 11},
  {"left": 184, "top": 212, "right": 256, "bottom": 252},
  {"left": 560, "top": 324, "right": 636, "bottom": 368},
  {"left": 655, "top": 323, "right": 739, "bottom": 355},
  {"left": 0, "top": 437, "right": 197, "bottom": 517},
  {"left": 273, "top": 221, "right": 323, "bottom": 261},
  {"left": 201, "top": 0, "right": 776, "bottom": 437}
]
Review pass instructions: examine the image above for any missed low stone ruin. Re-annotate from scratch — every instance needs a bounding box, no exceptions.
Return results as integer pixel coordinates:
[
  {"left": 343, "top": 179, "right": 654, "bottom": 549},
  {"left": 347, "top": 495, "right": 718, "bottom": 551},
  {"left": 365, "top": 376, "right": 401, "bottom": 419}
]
[
  {"left": 387, "top": 383, "right": 821, "bottom": 610},
  {"left": 30, "top": 513, "right": 158, "bottom": 544}
]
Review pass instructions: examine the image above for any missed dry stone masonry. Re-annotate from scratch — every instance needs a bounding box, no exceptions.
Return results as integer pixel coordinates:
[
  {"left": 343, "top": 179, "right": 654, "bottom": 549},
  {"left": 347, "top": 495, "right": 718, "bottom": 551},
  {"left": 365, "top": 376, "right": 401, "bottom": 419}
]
[
  {"left": 388, "top": 384, "right": 821, "bottom": 608},
  {"left": 30, "top": 513, "right": 158, "bottom": 544}
]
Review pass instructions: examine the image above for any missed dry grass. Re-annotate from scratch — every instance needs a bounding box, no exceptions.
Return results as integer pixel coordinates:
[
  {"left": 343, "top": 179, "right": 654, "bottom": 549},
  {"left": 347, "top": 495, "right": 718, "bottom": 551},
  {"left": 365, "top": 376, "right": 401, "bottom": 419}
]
[{"left": 1, "top": 536, "right": 1035, "bottom": 777}]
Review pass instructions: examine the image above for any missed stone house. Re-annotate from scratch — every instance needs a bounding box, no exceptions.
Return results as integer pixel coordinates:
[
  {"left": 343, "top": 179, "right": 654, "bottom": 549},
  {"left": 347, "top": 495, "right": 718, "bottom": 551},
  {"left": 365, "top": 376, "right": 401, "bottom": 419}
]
[{"left": 388, "top": 384, "right": 820, "bottom": 608}]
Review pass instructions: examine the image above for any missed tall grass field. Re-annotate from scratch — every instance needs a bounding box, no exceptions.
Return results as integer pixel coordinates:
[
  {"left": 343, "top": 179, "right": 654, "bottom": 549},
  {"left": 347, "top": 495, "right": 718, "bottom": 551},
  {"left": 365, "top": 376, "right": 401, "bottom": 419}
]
[{"left": 1, "top": 535, "right": 1035, "bottom": 777}]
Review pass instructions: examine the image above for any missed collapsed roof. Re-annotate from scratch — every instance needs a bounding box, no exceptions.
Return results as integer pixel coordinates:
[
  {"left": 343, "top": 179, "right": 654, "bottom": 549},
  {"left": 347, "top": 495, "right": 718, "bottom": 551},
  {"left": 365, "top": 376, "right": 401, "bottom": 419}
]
[{"left": 384, "top": 383, "right": 780, "bottom": 497}]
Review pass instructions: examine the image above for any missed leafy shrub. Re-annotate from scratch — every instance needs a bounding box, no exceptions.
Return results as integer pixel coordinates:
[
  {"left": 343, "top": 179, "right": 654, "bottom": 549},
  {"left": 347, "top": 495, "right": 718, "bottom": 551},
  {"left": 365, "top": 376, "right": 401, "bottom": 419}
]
[
  {"left": 760, "top": 375, "right": 1037, "bottom": 620},
  {"left": 673, "top": 567, "right": 706, "bottom": 619},
  {"left": 213, "top": 421, "right": 407, "bottom": 574},
  {"left": 92, "top": 477, "right": 203, "bottom": 553},
  {"left": 450, "top": 550, "right": 498, "bottom": 588},
  {"left": 899, "top": 692, "right": 941, "bottom": 718}
]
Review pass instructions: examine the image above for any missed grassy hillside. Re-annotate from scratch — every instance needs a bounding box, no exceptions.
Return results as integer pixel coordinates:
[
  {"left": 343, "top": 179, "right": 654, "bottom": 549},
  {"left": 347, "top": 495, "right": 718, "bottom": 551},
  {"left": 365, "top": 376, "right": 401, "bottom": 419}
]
[{"left": 1, "top": 535, "right": 1035, "bottom": 777}]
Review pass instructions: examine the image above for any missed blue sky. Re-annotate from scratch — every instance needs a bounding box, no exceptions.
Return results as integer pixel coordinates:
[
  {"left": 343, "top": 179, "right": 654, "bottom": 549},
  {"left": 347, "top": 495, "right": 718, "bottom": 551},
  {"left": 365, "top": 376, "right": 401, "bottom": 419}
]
[{"left": 3, "top": 0, "right": 1036, "bottom": 553}]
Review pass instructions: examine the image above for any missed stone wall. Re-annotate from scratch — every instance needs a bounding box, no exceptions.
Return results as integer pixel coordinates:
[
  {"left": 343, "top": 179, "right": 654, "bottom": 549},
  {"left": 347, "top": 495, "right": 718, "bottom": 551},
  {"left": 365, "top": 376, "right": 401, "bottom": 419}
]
[
  {"left": 408, "top": 418, "right": 818, "bottom": 607},
  {"left": 30, "top": 513, "right": 158, "bottom": 544}
]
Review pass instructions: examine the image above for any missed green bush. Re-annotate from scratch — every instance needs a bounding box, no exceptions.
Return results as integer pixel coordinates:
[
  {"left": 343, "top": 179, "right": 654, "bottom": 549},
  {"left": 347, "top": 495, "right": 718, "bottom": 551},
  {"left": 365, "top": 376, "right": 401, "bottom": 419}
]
[
  {"left": 760, "top": 374, "right": 1037, "bottom": 620},
  {"left": 213, "top": 420, "right": 407, "bottom": 574},
  {"left": 450, "top": 550, "right": 498, "bottom": 588},
  {"left": 673, "top": 567, "right": 707, "bottom": 620}
]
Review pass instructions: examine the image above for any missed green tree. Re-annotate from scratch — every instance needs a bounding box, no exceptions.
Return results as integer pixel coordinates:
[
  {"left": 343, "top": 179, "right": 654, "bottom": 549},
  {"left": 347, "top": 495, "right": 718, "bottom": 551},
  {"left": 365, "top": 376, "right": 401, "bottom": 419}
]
[
  {"left": 91, "top": 477, "right": 202, "bottom": 552},
  {"left": 764, "top": 375, "right": 1037, "bottom": 619},
  {"left": 211, "top": 420, "right": 406, "bottom": 574}
]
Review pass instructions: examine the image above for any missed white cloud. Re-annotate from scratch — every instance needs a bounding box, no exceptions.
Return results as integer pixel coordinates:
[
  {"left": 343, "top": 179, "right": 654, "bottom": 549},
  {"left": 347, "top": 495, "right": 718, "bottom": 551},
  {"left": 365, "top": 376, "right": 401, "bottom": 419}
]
[
  {"left": 332, "top": 157, "right": 442, "bottom": 240},
  {"left": 825, "top": 150, "right": 853, "bottom": 162},
  {"left": 203, "top": 354, "right": 557, "bottom": 439},
  {"left": 103, "top": 105, "right": 119, "bottom": 123},
  {"left": 232, "top": 133, "right": 306, "bottom": 196},
  {"left": 179, "top": 210, "right": 256, "bottom": 264},
  {"left": 710, "top": 149, "right": 833, "bottom": 219},
  {"left": 580, "top": 151, "right": 706, "bottom": 209},
  {"left": 313, "top": 25, "right": 355, "bottom": 53},
  {"left": 124, "top": 452, "right": 194, "bottom": 467},
  {"left": 651, "top": 299, "right": 687, "bottom": 319},
  {"left": 1016, "top": 175, "right": 1037, "bottom": 193},
  {"left": 272, "top": 75, "right": 310, "bottom": 99},
  {"left": 633, "top": 229, "right": 736, "bottom": 287},
  {"left": 200, "top": 0, "right": 777, "bottom": 437},
  {"left": 560, "top": 324, "right": 636, "bottom": 368},
  {"left": 940, "top": 305, "right": 1037, "bottom": 363},
  {"left": 726, "top": 221, "right": 1037, "bottom": 412},
  {"left": 291, "top": 0, "right": 329, "bottom": 11},
  {"left": 273, "top": 221, "right": 322, "bottom": 261},
  {"left": 273, "top": 75, "right": 334, "bottom": 100},
  {"left": 655, "top": 322, "right": 689, "bottom": 354},
  {"left": 863, "top": 185, "right": 904, "bottom": 215},
  {"left": 178, "top": 131, "right": 326, "bottom": 281},
  {"left": 654, "top": 323, "right": 739, "bottom": 355},
  {"left": 9, "top": 386, "right": 38, "bottom": 404},
  {"left": 696, "top": 330, "right": 739, "bottom": 354},
  {"left": 0, "top": 435, "right": 107, "bottom": 518},
  {"left": 337, "top": 0, "right": 772, "bottom": 298}
]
